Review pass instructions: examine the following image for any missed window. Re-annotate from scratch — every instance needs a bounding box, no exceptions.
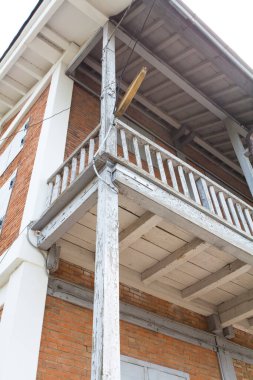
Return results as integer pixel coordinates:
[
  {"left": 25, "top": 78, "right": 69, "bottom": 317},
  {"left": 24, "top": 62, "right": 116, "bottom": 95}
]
[
  {"left": 121, "top": 356, "right": 190, "bottom": 380},
  {"left": 0, "top": 120, "right": 29, "bottom": 176},
  {"left": 0, "top": 169, "right": 17, "bottom": 233}
]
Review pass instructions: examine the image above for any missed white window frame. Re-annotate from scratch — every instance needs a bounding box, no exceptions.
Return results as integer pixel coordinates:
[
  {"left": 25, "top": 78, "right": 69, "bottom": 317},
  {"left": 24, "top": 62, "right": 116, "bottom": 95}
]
[
  {"left": 121, "top": 355, "right": 190, "bottom": 380},
  {"left": 0, "top": 169, "right": 17, "bottom": 234},
  {"left": 0, "top": 119, "right": 29, "bottom": 177}
]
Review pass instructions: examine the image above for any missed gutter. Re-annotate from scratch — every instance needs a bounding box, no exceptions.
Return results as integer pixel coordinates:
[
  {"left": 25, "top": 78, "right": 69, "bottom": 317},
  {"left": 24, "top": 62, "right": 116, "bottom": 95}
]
[{"left": 169, "top": 0, "right": 253, "bottom": 82}]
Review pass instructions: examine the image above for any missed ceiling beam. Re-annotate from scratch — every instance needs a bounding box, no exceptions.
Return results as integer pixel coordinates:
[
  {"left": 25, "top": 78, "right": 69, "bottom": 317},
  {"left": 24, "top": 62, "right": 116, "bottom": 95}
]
[
  {"left": 67, "top": 0, "right": 107, "bottom": 24},
  {"left": 141, "top": 238, "right": 208, "bottom": 285},
  {"left": 0, "top": 94, "right": 15, "bottom": 108},
  {"left": 16, "top": 57, "right": 44, "bottom": 80},
  {"left": 1, "top": 76, "right": 28, "bottom": 96},
  {"left": 40, "top": 26, "right": 69, "bottom": 51},
  {"left": 218, "top": 288, "right": 253, "bottom": 327},
  {"left": 182, "top": 260, "right": 251, "bottom": 301},
  {"left": 29, "top": 36, "right": 62, "bottom": 64},
  {"left": 84, "top": 56, "right": 242, "bottom": 174},
  {"left": 115, "top": 25, "right": 247, "bottom": 138},
  {"left": 119, "top": 211, "right": 162, "bottom": 251}
]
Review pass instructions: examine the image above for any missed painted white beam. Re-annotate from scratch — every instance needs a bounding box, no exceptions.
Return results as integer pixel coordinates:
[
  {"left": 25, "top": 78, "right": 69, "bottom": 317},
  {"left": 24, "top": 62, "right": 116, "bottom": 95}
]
[
  {"left": 40, "top": 26, "right": 70, "bottom": 51},
  {"left": 119, "top": 211, "right": 162, "bottom": 251},
  {"left": 142, "top": 238, "right": 208, "bottom": 285},
  {"left": 219, "top": 288, "right": 253, "bottom": 327},
  {"left": 225, "top": 118, "right": 253, "bottom": 196},
  {"left": 91, "top": 23, "right": 120, "bottom": 380},
  {"left": 29, "top": 36, "right": 62, "bottom": 64},
  {"left": 68, "top": 0, "right": 107, "bottom": 24},
  {"left": 16, "top": 57, "right": 44, "bottom": 80},
  {"left": 182, "top": 260, "right": 251, "bottom": 301},
  {"left": 1, "top": 76, "right": 28, "bottom": 96},
  {"left": 0, "top": 94, "right": 15, "bottom": 108}
]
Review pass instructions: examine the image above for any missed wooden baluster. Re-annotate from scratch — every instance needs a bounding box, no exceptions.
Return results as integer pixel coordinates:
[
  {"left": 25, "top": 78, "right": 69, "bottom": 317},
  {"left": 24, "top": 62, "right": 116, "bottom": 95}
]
[
  {"left": 88, "top": 138, "right": 95, "bottom": 164},
  {"left": 244, "top": 209, "right": 253, "bottom": 235},
  {"left": 51, "top": 174, "right": 61, "bottom": 203},
  {"left": 196, "top": 178, "right": 214, "bottom": 212},
  {"left": 79, "top": 148, "right": 86, "bottom": 173},
  {"left": 236, "top": 204, "right": 250, "bottom": 234},
  {"left": 167, "top": 159, "right": 179, "bottom": 191},
  {"left": 61, "top": 166, "right": 69, "bottom": 193},
  {"left": 144, "top": 144, "right": 154, "bottom": 176},
  {"left": 120, "top": 129, "right": 129, "bottom": 161},
  {"left": 218, "top": 192, "right": 233, "bottom": 223},
  {"left": 178, "top": 166, "right": 190, "bottom": 197},
  {"left": 188, "top": 172, "right": 201, "bottom": 204},
  {"left": 227, "top": 198, "right": 241, "bottom": 229},
  {"left": 46, "top": 182, "right": 54, "bottom": 207},
  {"left": 209, "top": 186, "right": 223, "bottom": 218},
  {"left": 70, "top": 157, "right": 77, "bottom": 183},
  {"left": 156, "top": 152, "right": 167, "bottom": 184},
  {"left": 133, "top": 136, "right": 142, "bottom": 168}
]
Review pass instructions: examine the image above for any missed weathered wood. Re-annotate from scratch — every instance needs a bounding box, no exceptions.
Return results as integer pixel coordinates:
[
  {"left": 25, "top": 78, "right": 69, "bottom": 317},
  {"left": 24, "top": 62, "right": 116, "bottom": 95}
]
[
  {"left": 91, "top": 22, "right": 120, "bottom": 380},
  {"left": 178, "top": 165, "right": 190, "bottom": 197},
  {"left": 46, "top": 182, "right": 53, "bottom": 207},
  {"left": 51, "top": 174, "right": 61, "bottom": 203},
  {"left": 61, "top": 166, "right": 69, "bottom": 193},
  {"left": 182, "top": 259, "right": 251, "bottom": 301},
  {"left": 120, "top": 129, "right": 129, "bottom": 160},
  {"left": 70, "top": 157, "right": 77, "bottom": 183},
  {"left": 196, "top": 178, "right": 214, "bottom": 212},
  {"left": 167, "top": 159, "right": 178, "bottom": 191},
  {"left": 218, "top": 192, "right": 233, "bottom": 224},
  {"left": 79, "top": 148, "right": 86, "bottom": 173},
  {"left": 244, "top": 209, "right": 253, "bottom": 235},
  {"left": 144, "top": 144, "right": 154, "bottom": 176},
  {"left": 227, "top": 198, "right": 241, "bottom": 229},
  {"left": 236, "top": 204, "right": 250, "bottom": 234},
  {"left": 219, "top": 288, "right": 253, "bottom": 327},
  {"left": 188, "top": 172, "right": 201, "bottom": 204},
  {"left": 88, "top": 138, "right": 95, "bottom": 164},
  {"left": 119, "top": 211, "right": 162, "bottom": 251},
  {"left": 142, "top": 238, "right": 208, "bottom": 285},
  {"left": 209, "top": 185, "right": 222, "bottom": 218},
  {"left": 133, "top": 136, "right": 142, "bottom": 168},
  {"left": 216, "top": 345, "right": 237, "bottom": 380},
  {"left": 156, "top": 151, "right": 167, "bottom": 184}
]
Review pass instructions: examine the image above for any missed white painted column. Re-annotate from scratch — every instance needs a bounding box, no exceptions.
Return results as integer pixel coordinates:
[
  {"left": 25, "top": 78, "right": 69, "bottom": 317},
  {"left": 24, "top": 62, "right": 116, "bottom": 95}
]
[
  {"left": 0, "top": 60, "right": 74, "bottom": 380},
  {"left": 225, "top": 118, "right": 253, "bottom": 197},
  {"left": 91, "top": 22, "right": 120, "bottom": 380},
  {"left": 216, "top": 338, "right": 237, "bottom": 380},
  {"left": 0, "top": 262, "right": 48, "bottom": 380}
]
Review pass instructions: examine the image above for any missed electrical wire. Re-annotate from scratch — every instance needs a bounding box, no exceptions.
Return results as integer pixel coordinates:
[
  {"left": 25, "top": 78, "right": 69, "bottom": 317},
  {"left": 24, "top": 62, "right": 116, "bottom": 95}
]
[{"left": 115, "top": 0, "right": 157, "bottom": 108}]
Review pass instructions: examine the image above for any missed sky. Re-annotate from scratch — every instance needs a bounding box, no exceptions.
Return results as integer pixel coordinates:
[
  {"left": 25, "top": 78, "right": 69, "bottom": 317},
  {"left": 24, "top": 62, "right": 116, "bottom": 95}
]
[{"left": 0, "top": 0, "right": 253, "bottom": 69}]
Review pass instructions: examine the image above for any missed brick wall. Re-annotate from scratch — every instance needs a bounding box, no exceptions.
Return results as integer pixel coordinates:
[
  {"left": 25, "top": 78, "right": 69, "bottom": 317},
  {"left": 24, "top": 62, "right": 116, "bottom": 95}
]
[
  {"left": 233, "top": 359, "right": 253, "bottom": 379},
  {"left": 0, "top": 87, "right": 49, "bottom": 254}
]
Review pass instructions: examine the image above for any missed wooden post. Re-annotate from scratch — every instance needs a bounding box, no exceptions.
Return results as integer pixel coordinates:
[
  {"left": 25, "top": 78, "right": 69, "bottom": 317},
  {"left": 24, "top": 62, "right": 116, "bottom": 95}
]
[{"left": 91, "top": 22, "right": 120, "bottom": 380}]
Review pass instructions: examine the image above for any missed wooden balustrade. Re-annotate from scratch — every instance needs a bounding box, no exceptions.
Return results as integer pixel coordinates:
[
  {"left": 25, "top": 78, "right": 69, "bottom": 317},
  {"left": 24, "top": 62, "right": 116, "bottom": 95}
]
[
  {"left": 115, "top": 119, "right": 253, "bottom": 238},
  {"left": 46, "top": 124, "right": 100, "bottom": 207},
  {"left": 45, "top": 118, "right": 253, "bottom": 239}
]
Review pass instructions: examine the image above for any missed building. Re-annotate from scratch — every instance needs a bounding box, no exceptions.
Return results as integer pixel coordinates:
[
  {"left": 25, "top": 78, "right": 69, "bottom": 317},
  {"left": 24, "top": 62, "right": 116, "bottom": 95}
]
[{"left": 0, "top": 0, "right": 253, "bottom": 378}]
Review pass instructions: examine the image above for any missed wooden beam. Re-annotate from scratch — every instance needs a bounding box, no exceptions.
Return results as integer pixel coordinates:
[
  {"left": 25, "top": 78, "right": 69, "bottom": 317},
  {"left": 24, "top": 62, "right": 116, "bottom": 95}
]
[
  {"left": 141, "top": 238, "right": 208, "bottom": 285},
  {"left": 91, "top": 23, "right": 120, "bottom": 380},
  {"left": 16, "top": 57, "right": 44, "bottom": 80},
  {"left": 182, "top": 260, "right": 251, "bottom": 301},
  {"left": 67, "top": 0, "right": 107, "bottom": 24},
  {"left": 1, "top": 76, "right": 28, "bottom": 96},
  {"left": 218, "top": 288, "right": 253, "bottom": 327},
  {"left": 40, "top": 26, "right": 69, "bottom": 50},
  {"left": 119, "top": 211, "right": 162, "bottom": 251},
  {"left": 0, "top": 94, "right": 15, "bottom": 108},
  {"left": 225, "top": 118, "right": 253, "bottom": 196}
]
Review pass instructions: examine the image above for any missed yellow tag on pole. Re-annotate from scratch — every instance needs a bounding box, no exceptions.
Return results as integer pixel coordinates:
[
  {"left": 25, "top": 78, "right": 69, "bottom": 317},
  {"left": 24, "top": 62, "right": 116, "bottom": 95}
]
[{"left": 115, "top": 66, "right": 148, "bottom": 117}]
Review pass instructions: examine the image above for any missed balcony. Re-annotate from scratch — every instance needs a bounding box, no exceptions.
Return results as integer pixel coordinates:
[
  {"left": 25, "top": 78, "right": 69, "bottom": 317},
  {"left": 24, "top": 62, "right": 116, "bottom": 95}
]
[{"left": 32, "top": 118, "right": 253, "bottom": 327}]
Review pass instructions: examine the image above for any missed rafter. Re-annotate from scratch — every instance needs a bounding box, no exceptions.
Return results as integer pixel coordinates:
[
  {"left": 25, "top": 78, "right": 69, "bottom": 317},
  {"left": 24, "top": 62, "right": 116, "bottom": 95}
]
[
  {"left": 218, "top": 288, "right": 253, "bottom": 327},
  {"left": 119, "top": 211, "right": 162, "bottom": 251},
  {"left": 1, "top": 76, "right": 28, "bottom": 96},
  {"left": 16, "top": 57, "right": 44, "bottom": 80},
  {"left": 29, "top": 36, "right": 62, "bottom": 64},
  {"left": 40, "top": 26, "right": 69, "bottom": 51},
  {"left": 0, "top": 94, "right": 15, "bottom": 108},
  {"left": 182, "top": 260, "right": 251, "bottom": 301},
  {"left": 141, "top": 238, "right": 208, "bottom": 285}
]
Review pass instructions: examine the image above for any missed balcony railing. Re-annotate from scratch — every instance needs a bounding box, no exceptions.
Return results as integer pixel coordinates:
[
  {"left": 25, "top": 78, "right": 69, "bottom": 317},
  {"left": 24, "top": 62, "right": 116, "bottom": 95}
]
[{"left": 46, "top": 118, "right": 253, "bottom": 240}]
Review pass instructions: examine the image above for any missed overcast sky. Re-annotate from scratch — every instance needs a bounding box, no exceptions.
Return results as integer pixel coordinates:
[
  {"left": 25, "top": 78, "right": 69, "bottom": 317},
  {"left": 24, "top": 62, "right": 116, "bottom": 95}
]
[{"left": 0, "top": 0, "right": 253, "bottom": 69}]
